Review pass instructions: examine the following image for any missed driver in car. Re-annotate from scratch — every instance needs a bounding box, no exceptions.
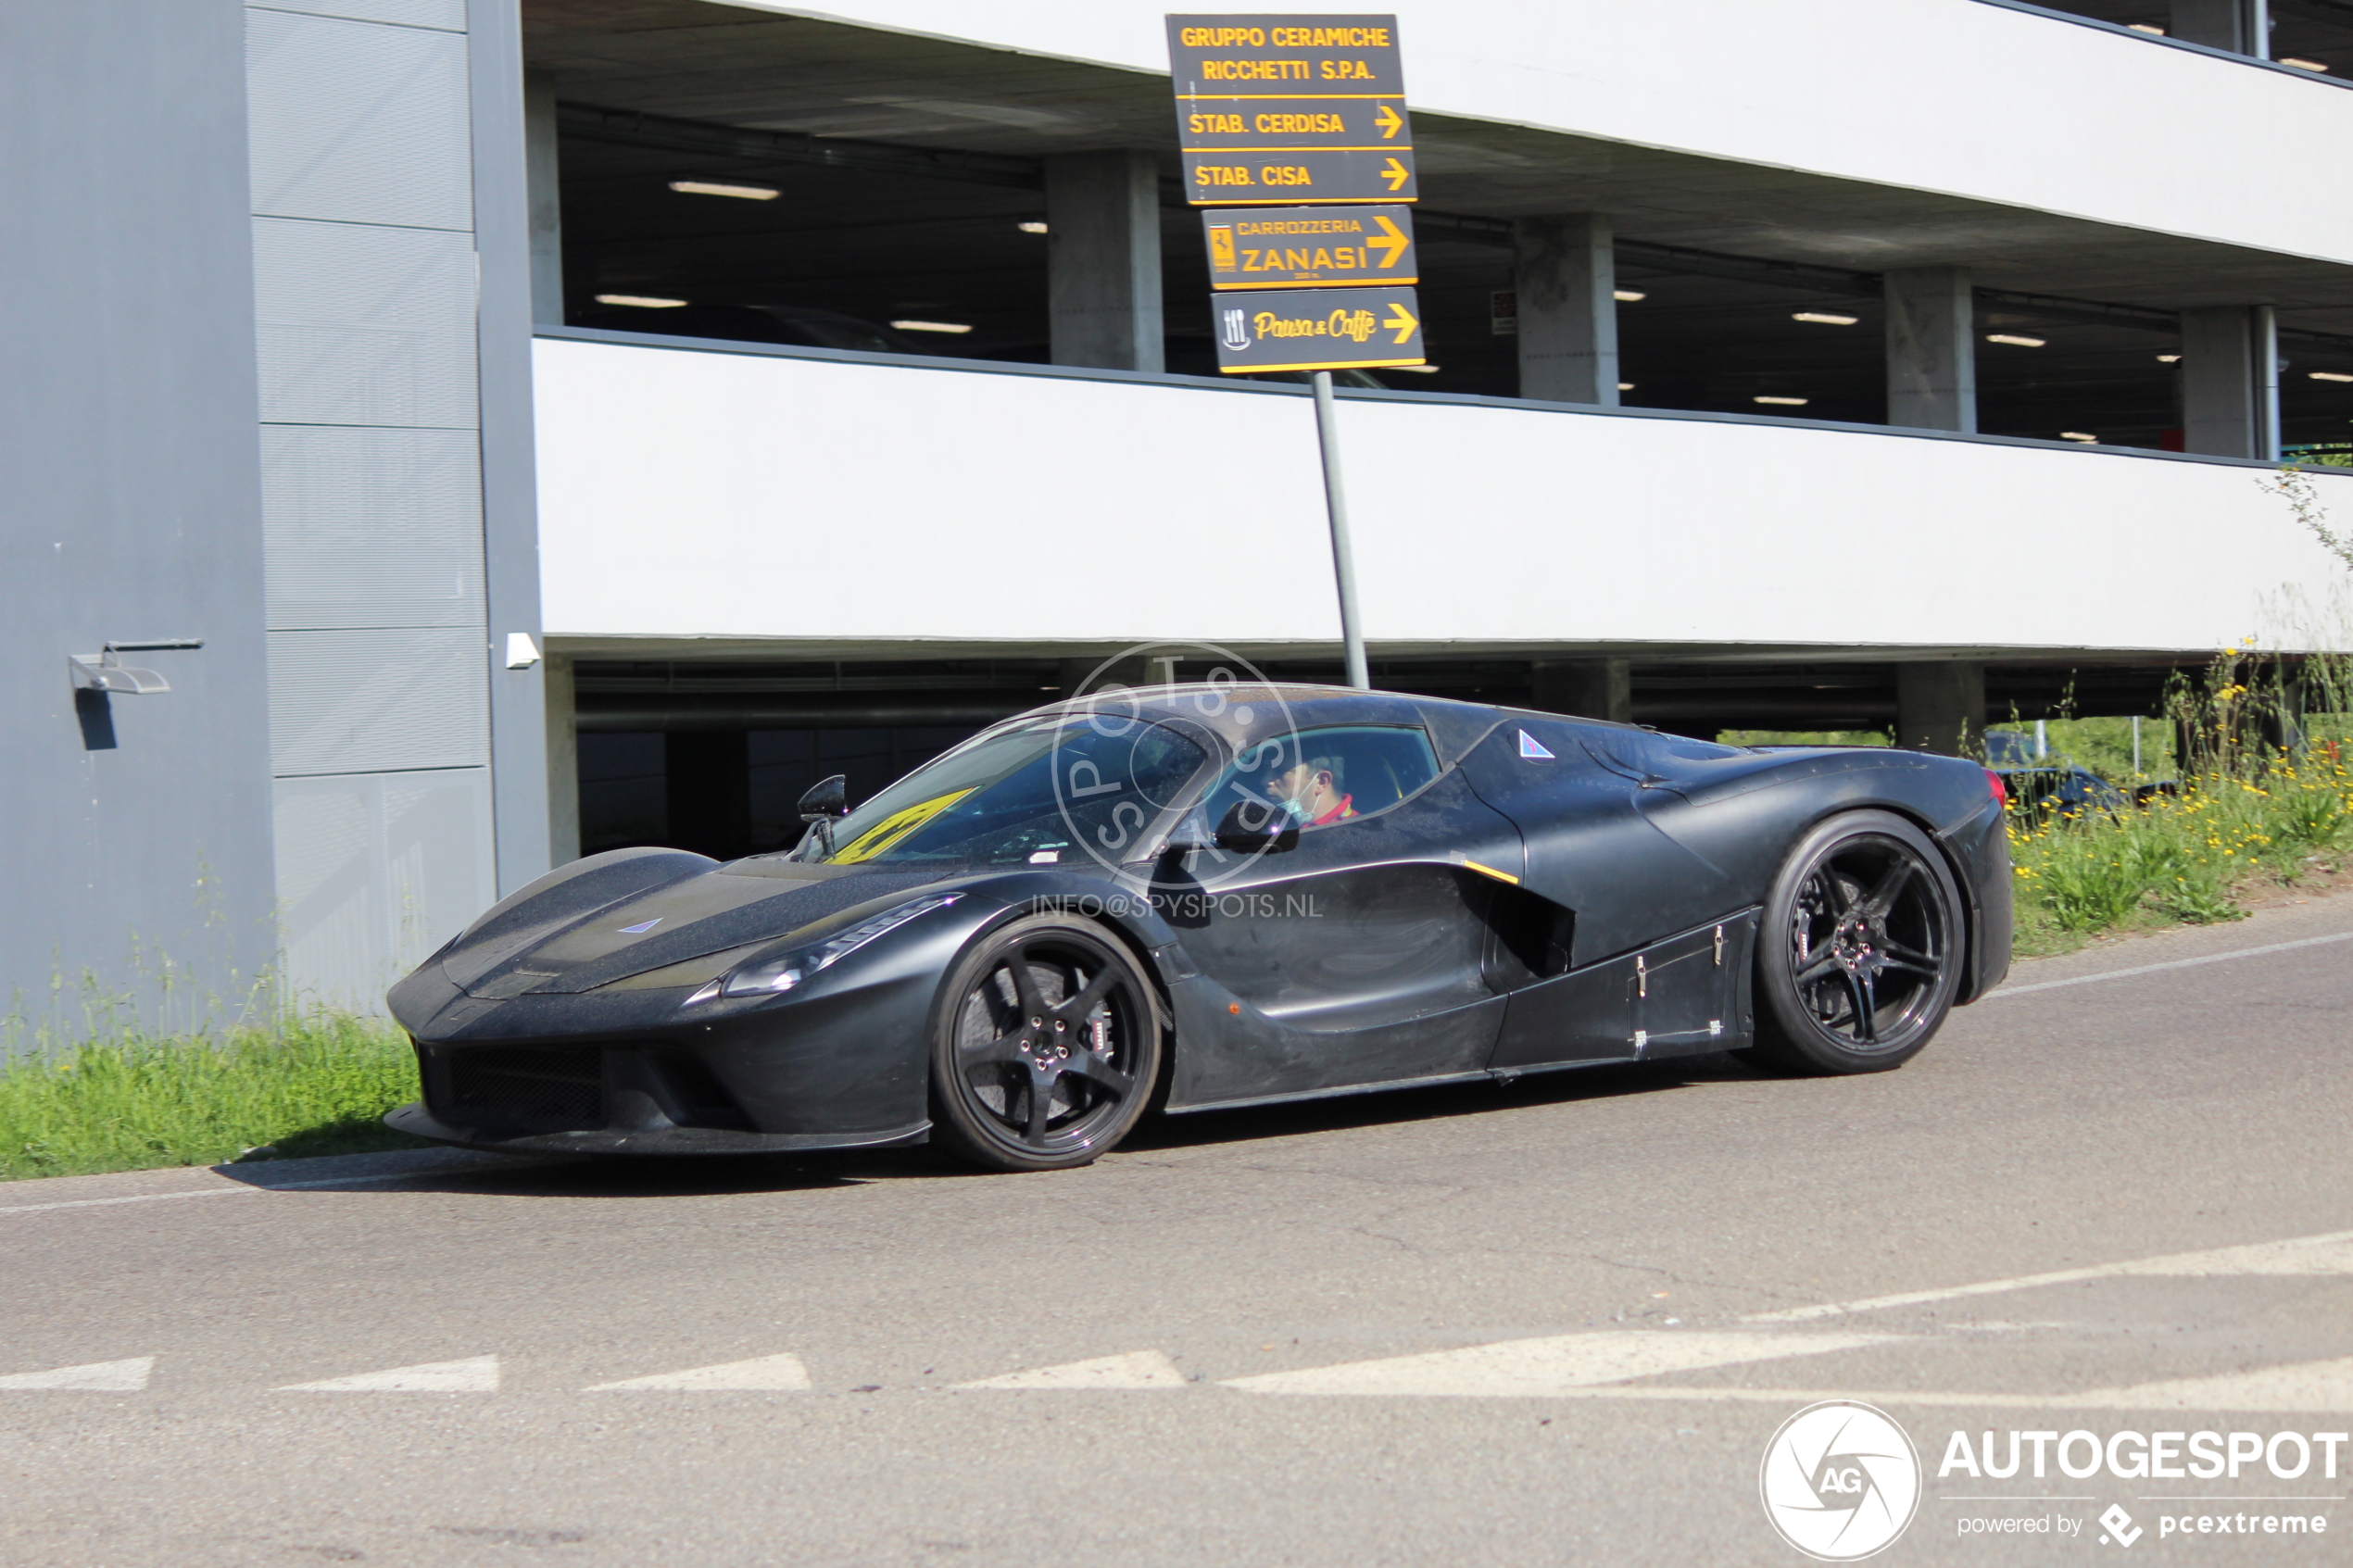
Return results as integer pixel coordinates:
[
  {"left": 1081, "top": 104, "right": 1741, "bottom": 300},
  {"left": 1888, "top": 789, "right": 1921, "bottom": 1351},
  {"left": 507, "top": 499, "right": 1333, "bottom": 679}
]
[{"left": 1266, "top": 753, "right": 1354, "bottom": 826}]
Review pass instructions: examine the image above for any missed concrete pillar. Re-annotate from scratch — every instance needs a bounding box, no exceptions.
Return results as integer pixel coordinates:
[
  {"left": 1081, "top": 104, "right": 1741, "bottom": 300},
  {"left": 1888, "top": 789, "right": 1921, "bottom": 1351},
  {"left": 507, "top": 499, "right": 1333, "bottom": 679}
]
[
  {"left": 1884, "top": 267, "right": 1977, "bottom": 433},
  {"left": 1531, "top": 659, "right": 1632, "bottom": 723},
  {"left": 1513, "top": 214, "right": 1618, "bottom": 405},
  {"left": 1895, "top": 662, "right": 1987, "bottom": 756},
  {"left": 2181, "top": 306, "right": 2280, "bottom": 460},
  {"left": 524, "top": 74, "right": 564, "bottom": 325},
  {"left": 2170, "top": 0, "right": 2267, "bottom": 54},
  {"left": 544, "top": 652, "right": 580, "bottom": 865},
  {"left": 1045, "top": 152, "right": 1164, "bottom": 372}
]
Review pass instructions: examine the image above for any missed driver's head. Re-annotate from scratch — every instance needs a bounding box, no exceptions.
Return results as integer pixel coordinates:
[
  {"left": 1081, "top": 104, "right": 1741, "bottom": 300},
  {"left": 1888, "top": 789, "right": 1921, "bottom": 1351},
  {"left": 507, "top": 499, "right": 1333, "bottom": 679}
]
[{"left": 1267, "top": 755, "right": 1342, "bottom": 821}]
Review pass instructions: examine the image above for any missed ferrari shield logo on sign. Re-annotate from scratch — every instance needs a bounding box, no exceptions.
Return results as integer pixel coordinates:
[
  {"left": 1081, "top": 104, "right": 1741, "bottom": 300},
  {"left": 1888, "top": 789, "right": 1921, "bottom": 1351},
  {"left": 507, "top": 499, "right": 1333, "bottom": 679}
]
[
  {"left": 1202, "top": 203, "right": 1416, "bottom": 289},
  {"left": 1209, "top": 284, "right": 1425, "bottom": 374},
  {"left": 1169, "top": 15, "right": 1416, "bottom": 206}
]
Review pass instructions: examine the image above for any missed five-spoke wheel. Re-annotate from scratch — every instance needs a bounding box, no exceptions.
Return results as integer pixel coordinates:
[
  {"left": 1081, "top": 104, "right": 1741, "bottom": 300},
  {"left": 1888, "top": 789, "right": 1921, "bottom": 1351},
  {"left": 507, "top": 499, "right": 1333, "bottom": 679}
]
[
  {"left": 928, "top": 913, "right": 1163, "bottom": 1171},
  {"left": 1745, "top": 810, "right": 1965, "bottom": 1073}
]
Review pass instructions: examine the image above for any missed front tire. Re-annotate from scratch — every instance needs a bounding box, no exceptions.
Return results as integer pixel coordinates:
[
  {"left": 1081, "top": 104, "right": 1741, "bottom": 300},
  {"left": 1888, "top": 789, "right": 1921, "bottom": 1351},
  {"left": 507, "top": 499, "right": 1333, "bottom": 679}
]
[
  {"left": 927, "top": 913, "right": 1163, "bottom": 1172},
  {"left": 1743, "top": 810, "right": 1965, "bottom": 1074}
]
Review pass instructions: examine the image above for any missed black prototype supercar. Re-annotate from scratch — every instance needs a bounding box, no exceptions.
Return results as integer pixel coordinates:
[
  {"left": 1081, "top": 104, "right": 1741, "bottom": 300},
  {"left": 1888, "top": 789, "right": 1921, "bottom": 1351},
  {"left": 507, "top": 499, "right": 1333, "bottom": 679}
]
[{"left": 387, "top": 685, "right": 2012, "bottom": 1171}]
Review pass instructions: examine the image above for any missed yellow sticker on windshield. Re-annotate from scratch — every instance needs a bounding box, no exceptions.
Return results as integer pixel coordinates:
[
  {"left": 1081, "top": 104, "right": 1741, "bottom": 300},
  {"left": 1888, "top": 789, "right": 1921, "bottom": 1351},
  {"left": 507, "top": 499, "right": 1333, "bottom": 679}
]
[{"left": 831, "top": 788, "right": 974, "bottom": 864}]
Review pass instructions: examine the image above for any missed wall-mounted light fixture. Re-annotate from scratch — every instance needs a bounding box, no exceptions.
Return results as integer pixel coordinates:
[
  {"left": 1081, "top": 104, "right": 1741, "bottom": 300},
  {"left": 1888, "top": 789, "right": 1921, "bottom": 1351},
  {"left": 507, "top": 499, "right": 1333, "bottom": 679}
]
[{"left": 69, "top": 639, "right": 203, "bottom": 695}]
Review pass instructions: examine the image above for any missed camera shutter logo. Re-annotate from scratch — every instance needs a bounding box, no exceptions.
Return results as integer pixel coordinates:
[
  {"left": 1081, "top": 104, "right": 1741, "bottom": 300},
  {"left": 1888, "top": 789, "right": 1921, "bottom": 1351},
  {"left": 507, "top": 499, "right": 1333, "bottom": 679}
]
[{"left": 1759, "top": 1401, "right": 1921, "bottom": 1561}]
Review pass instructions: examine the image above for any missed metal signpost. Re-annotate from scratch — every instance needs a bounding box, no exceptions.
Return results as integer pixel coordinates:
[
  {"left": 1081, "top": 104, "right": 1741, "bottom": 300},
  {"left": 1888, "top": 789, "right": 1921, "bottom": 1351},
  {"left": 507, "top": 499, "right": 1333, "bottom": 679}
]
[{"left": 1168, "top": 14, "right": 1422, "bottom": 691}]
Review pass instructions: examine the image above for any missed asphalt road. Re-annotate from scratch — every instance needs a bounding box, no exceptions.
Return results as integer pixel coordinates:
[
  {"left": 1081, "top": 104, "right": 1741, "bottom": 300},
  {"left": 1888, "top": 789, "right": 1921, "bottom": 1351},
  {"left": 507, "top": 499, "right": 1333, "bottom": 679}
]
[{"left": 5, "top": 896, "right": 2351, "bottom": 1567}]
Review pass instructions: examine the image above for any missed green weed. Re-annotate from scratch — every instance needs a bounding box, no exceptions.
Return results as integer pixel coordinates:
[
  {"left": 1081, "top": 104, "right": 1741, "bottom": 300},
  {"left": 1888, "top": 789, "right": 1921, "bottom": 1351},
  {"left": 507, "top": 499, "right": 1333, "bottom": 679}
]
[{"left": 0, "top": 1011, "right": 425, "bottom": 1182}]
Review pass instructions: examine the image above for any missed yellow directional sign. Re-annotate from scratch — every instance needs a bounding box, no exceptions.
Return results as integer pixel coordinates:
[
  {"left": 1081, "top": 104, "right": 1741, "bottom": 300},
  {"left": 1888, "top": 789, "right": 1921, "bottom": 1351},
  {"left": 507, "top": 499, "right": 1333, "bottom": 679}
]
[
  {"left": 1181, "top": 149, "right": 1417, "bottom": 206},
  {"left": 1168, "top": 14, "right": 1418, "bottom": 206},
  {"left": 1176, "top": 97, "right": 1415, "bottom": 150},
  {"left": 1209, "top": 284, "right": 1426, "bottom": 374},
  {"left": 1202, "top": 204, "right": 1418, "bottom": 289}
]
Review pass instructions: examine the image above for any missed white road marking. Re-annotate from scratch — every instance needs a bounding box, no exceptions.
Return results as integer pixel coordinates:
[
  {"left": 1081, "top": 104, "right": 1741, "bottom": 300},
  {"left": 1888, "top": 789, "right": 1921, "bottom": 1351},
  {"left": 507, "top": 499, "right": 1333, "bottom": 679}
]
[
  {"left": 585, "top": 1352, "right": 812, "bottom": 1392},
  {"left": 1983, "top": 929, "right": 2353, "bottom": 999},
  {"left": 1223, "top": 1331, "right": 1894, "bottom": 1398},
  {"left": 278, "top": 1355, "right": 499, "bottom": 1392},
  {"left": 1744, "top": 1229, "right": 2353, "bottom": 1324},
  {"left": 0, "top": 1357, "right": 153, "bottom": 1391},
  {"left": 2066, "top": 1356, "right": 2353, "bottom": 1413},
  {"left": 957, "top": 1350, "right": 1187, "bottom": 1390},
  {"left": 0, "top": 1164, "right": 514, "bottom": 1217}
]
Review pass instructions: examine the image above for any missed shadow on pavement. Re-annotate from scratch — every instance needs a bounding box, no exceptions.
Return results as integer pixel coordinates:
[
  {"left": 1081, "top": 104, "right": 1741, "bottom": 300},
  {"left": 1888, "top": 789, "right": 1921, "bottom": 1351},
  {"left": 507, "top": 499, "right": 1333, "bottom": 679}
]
[
  {"left": 1124, "top": 1049, "right": 1773, "bottom": 1153},
  {"left": 206, "top": 1052, "right": 1773, "bottom": 1200}
]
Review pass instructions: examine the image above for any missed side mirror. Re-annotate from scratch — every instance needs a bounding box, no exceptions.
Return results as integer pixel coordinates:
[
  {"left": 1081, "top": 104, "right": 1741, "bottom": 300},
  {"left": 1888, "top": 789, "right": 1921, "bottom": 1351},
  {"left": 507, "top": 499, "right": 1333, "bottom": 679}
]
[
  {"left": 799, "top": 774, "right": 849, "bottom": 822},
  {"left": 1214, "top": 798, "right": 1298, "bottom": 855}
]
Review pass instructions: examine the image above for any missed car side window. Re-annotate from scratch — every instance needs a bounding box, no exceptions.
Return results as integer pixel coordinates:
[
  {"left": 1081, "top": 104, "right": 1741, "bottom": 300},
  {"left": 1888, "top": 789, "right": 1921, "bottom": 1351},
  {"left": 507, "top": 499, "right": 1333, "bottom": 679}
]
[{"left": 1202, "top": 725, "right": 1441, "bottom": 832}]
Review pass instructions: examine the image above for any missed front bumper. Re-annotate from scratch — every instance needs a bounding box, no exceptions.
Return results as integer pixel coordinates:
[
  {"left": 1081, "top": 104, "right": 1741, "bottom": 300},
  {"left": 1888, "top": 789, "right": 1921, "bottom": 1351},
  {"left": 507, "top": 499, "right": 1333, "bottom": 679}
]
[{"left": 385, "top": 1100, "right": 928, "bottom": 1156}]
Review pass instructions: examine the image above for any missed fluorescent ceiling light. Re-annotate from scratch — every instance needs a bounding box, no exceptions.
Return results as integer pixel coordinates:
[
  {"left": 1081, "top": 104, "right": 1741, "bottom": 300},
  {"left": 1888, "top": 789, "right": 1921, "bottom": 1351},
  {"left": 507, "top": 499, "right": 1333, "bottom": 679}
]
[
  {"left": 668, "top": 180, "right": 778, "bottom": 201},
  {"left": 1986, "top": 333, "right": 2046, "bottom": 348},
  {"left": 1018, "top": 221, "right": 1049, "bottom": 233},
  {"left": 2059, "top": 432, "right": 2098, "bottom": 443},
  {"left": 1754, "top": 395, "right": 1808, "bottom": 407},
  {"left": 1793, "top": 311, "right": 1859, "bottom": 326},
  {"left": 2280, "top": 56, "right": 2330, "bottom": 71},
  {"left": 2158, "top": 353, "right": 2182, "bottom": 363},
  {"left": 595, "top": 294, "right": 687, "bottom": 308},
  {"left": 1613, "top": 290, "right": 1646, "bottom": 303},
  {"left": 2128, "top": 22, "right": 2166, "bottom": 34},
  {"left": 2311, "top": 370, "right": 2353, "bottom": 383},
  {"left": 1617, "top": 382, "right": 1635, "bottom": 391},
  {"left": 890, "top": 320, "right": 974, "bottom": 334},
  {"left": 1390, "top": 364, "right": 1441, "bottom": 372}
]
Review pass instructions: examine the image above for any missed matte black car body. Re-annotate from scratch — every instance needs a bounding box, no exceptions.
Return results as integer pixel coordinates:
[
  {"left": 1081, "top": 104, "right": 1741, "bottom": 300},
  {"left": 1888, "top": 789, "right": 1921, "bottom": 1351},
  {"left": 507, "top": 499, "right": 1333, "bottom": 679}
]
[{"left": 386, "top": 686, "right": 2011, "bottom": 1157}]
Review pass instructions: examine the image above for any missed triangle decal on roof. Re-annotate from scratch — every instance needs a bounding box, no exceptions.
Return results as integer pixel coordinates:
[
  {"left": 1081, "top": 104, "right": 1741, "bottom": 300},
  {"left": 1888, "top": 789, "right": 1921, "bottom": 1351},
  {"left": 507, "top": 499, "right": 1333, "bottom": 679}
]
[{"left": 1517, "top": 730, "right": 1555, "bottom": 760}]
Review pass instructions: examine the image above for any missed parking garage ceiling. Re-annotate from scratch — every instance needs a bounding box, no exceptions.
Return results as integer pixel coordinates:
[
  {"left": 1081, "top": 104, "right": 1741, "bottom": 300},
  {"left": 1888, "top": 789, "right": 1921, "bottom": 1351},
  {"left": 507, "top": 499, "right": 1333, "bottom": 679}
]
[
  {"left": 527, "top": 0, "right": 2353, "bottom": 441},
  {"left": 528, "top": 0, "right": 2353, "bottom": 311}
]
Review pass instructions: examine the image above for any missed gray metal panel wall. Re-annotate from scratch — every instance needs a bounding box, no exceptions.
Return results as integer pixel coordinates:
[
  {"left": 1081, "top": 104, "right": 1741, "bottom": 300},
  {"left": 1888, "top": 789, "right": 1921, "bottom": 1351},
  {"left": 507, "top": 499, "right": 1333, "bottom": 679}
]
[
  {"left": 468, "top": 0, "right": 552, "bottom": 895},
  {"left": 250, "top": 0, "right": 499, "bottom": 1010},
  {"left": 0, "top": 1, "right": 278, "bottom": 1045},
  {"left": 252, "top": 0, "right": 467, "bottom": 29}
]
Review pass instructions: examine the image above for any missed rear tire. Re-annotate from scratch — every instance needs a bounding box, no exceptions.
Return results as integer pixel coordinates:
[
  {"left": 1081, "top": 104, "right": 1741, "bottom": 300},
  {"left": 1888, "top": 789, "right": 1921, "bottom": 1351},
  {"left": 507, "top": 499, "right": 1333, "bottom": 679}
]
[
  {"left": 1743, "top": 810, "right": 1964, "bottom": 1075},
  {"left": 927, "top": 913, "right": 1162, "bottom": 1172}
]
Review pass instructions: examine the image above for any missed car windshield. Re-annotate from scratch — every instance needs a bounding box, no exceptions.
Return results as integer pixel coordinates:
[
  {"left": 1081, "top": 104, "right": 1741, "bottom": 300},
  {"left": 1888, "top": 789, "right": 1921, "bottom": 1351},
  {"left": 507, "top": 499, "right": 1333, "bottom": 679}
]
[{"left": 790, "top": 717, "right": 1207, "bottom": 867}]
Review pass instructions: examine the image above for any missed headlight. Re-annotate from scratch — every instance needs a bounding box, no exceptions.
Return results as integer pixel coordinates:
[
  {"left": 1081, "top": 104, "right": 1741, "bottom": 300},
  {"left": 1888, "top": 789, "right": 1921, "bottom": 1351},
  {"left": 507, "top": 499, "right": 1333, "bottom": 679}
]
[{"left": 692, "top": 892, "right": 963, "bottom": 1003}]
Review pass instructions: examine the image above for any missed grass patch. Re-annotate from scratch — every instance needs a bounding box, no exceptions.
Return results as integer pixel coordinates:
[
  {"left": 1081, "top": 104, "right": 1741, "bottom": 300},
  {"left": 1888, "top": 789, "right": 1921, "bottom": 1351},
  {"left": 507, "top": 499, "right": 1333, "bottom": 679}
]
[
  {"left": 2007, "top": 745, "right": 2352, "bottom": 955},
  {"left": 0, "top": 1011, "right": 427, "bottom": 1182}
]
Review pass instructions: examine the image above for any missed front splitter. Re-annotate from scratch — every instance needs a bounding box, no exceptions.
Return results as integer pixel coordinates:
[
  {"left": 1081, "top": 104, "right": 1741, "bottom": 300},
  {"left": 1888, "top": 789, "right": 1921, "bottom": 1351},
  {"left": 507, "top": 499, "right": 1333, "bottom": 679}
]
[{"left": 384, "top": 1101, "right": 931, "bottom": 1157}]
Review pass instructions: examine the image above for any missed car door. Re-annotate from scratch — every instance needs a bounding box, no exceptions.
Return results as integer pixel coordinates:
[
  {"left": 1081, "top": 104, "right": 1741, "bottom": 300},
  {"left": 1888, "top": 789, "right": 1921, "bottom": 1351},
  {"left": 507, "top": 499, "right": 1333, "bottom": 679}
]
[
  {"left": 1157, "top": 724, "right": 1529, "bottom": 1109},
  {"left": 1456, "top": 717, "right": 1748, "bottom": 1071}
]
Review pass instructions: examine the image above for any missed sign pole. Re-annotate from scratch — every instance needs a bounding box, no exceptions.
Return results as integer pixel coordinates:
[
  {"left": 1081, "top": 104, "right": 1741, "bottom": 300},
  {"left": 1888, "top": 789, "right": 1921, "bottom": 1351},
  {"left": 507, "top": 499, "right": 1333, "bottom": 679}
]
[
  {"left": 1169, "top": 14, "right": 1420, "bottom": 694},
  {"left": 1310, "top": 369, "right": 1370, "bottom": 690}
]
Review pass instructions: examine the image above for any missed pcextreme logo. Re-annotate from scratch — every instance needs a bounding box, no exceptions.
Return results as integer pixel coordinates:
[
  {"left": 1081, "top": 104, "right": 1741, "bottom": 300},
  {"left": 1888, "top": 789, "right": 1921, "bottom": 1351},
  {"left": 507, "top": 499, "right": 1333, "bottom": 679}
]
[{"left": 1761, "top": 1401, "right": 1923, "bottom": 1561}]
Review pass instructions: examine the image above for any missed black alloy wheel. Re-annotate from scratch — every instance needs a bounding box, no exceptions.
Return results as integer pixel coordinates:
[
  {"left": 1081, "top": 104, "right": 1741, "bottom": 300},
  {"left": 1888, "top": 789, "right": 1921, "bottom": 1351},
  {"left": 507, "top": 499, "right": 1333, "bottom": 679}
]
[
  {"left": 928, "top": 913, "right": 1163, "bottom": 1172},
  {"left": 1744, "top": 809, "right": 1965, "bottom": 1074}
]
